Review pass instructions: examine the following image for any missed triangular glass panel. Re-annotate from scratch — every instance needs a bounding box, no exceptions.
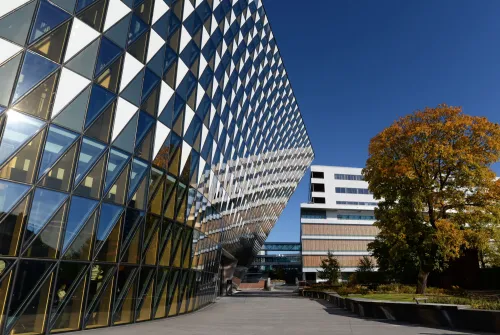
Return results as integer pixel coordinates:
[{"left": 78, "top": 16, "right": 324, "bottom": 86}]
[
  {"left": 29, "top": 0, "right": 71, "bottom": 44},
  {"left": 51, "top": 0, "right": 78, "bottom": 14},
  {"left": 128, "top": 30, "right": 149, "bottom": 63},
  {"left": 49, "top": 262, "right": 88, "bottom": 333},
  {"left": 23, "top": 199, "right": 68, "bottom": 258},
  {"left": 53, "top": 85, "right": 91, "bottom": 132},
  {"left": 95, "top": 203, "right": 124, "bottom": 248},
  {"left": 134, "top": 0, "right": 153, "bottom": 25},
  {"left": 74, "top": 137, "right": 107, "bottom": 184},
  {"left": 153, "top": 268, "right": 169, "bottom": 318},
  {"left": 104, "top": 148, "right": 130, "bottom": 190},
  {"left": 141, "top": 85, "right": 159, "bottom": 116},
  {"left": 84, "top": 265, "right": 116, "bottom": 329},
  {"left": 112, "top": 266, "right": 138, "bottom": 325},
  {"left": 128, "top": 173, "right": 147, "bottom": 209},
  {"left": 96, "top": 56, "right": 123, "bottom": 93},
  {"left": 0, "top": 191, "right": 31, "bottom": 256},
  {"left": 127, "top": 158, "right": 148, "bottom": 197},
  {"left": 163, "top": 187, "right": 176, "bottom": 220},
  {"left": 62, "top": 196, "right": 98, "bottom": 252},
  {"left": 143, "top": 224, "right": 158, "bottom": 265},
  {"left": 77, "top": 0, "right": 107, "bottom": 32},
  {"left": 38, "top": 125, "right": 78, "bottom": 179},
  {"left": 76, "top": 0, "right": 100, "bottom": 13},
  {"left": 74, "top": 152, "right": 107, "bottom": 199},
  {"left": 172, "top": 108, "right": 184, "bottom": 136},
  {"left": 0, "top": 54, "right": 22, "bottom": 106},
  {"left": 152, "top": 132, "right": 170, "bottom": 169},
  {"left": 65, "top": 38, "right": 100, "bottom": 79},
  {"left": 122, "top": 0, "right": 134, "bottom": 8},
  {"left": 135, "top": 267, "right": 154, "bottom": 321},
  {"left": 23, "top": 188, "right": 68, "bottom": 248},
  {"left": 62, "top": 209, "right": 98, "bottom": 260},
  {"left": 30, "top": 20, "right": 71, "bottom": 63},
  {"left": 146, "top": 45, "right": 165, "bottom": 77},
  {"left": 12, "top": 70, "right": 59, "bottom": 120},
  {"left": 12, "top": 51, "right": 58, "bottom": 103},
  {"left": 0, "top": 1, "right": 37, "bottom": 46},
  {"left": 104, "top": 162, "right": 130, "bottom": 204},
  {"left": 135, "top": 128, "right": 153, "bottom": 160},
  {"left": 141, "top": 69, "right": 160, "bottom": 103},
  {"left": 95, "top": 213, "right": 123, "bottom": 261},
  {"left": 148, "top": 167, "right": 164, "bottom": 199},
  {"left": 143, "top": 214, "right": 160, "bottom": 251},
  {"left": 0, "top": 128, "right": 45, "bottom": 184},
  {"left": 95, "top": 37, "right": 123, "bottom": 76},
  {"left": 85, "top": 100, "right": 115, "bottom": 143},
  {"left": 135, "top": 111, "right": 154, "bottom": 145},
  {"left": 121, "top": 209, "right": 144, "bottom": 246},
  {"left": 84, "top": 84, "right": 116, "bottom": 128},
  {"left": 6, "top": 262, "right": 56, "bottom": 335},
  {"left": 112, "top": 112, "right": 138, "bottom": 153},
  {"left": 104, "top": 13, "right": 132, "bottom": 49},
  {"left": 38, "top": 139, "right": 78, "bottom": 192},
  {"left": 148, "top": 180, "right": 163, "bottom": 215},
  {"left": 121, "top": 218, "right": 142, "bottom": 264},
  {"left": 0, "top": 180, "right": 30, "bottom": 215},
  {"left": 128, "top": 14, "right": 148, "bottom": 45},
  {"left": 120, "top": 69, "right": 144, "bottom": 106},
  {"left": 167, "top": 274, "right": 180, "bottom": 316}
]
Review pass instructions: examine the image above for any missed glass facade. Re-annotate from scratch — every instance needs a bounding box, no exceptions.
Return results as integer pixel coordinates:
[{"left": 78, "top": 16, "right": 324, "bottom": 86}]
[{"left": 0, "top": 0, "right": 313, "bottom": 334}]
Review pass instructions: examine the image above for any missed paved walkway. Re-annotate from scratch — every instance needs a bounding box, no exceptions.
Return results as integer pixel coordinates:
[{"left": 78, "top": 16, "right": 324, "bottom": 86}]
[{"left": 76, "top": 290, "right": 488, "bottom": 335}]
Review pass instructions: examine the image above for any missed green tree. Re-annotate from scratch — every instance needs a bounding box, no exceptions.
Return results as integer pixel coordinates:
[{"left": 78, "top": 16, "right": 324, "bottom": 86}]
[
  {"left": 363, "top": 105, "right": 500, "bottom": 294},
  {"left": 318, "top": 251, "right": 341, "bottom": 283}
]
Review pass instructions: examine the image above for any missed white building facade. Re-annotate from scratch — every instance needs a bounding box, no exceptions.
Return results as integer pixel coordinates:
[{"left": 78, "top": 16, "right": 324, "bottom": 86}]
[{"left": 300, "top": 166, "right": 379, "bottom": 282}]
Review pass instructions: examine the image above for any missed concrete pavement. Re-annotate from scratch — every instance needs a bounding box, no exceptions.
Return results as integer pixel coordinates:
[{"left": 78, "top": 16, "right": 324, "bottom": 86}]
[{"left": 71, "top": 290, "right": 489, "bottom": 335}]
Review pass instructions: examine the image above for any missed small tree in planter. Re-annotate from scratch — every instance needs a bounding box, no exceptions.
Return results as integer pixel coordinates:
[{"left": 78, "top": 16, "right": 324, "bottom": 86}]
[{"left": 318, "top": 251, "right": 341, "bottom": 284}]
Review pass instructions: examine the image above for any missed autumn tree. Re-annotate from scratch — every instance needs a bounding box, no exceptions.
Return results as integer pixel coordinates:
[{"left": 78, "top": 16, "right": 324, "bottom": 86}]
[
  {"left": 363, "top": 104, "right": 500, "bottom": 294},
  {"left": 318, "top": 252, "right": 341, "bottom": 284}
]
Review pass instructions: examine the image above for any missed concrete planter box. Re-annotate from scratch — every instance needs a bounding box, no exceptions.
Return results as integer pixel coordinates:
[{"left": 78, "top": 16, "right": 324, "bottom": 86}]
[{"left": 301, "top": 290, "right": 500, "bottom": 333}]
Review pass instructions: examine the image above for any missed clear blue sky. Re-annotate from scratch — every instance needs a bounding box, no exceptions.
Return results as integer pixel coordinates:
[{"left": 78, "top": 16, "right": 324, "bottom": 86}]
[{"left": 264, "top": 0, "right": 500, "bottom": 242}]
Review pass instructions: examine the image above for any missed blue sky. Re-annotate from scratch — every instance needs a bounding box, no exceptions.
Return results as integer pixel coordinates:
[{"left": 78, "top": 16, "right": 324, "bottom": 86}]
[{"left": 264, "top": 0, "right": 500, "bottom": 242}]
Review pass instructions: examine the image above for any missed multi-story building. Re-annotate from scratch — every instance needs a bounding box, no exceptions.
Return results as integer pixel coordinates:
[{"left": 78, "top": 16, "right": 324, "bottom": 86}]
[
  {"left": 300, "top": 166, "right": 378, "bottom": 282},
  {"left": 0, "top": 0, "right": 314, "bottom": 333}
]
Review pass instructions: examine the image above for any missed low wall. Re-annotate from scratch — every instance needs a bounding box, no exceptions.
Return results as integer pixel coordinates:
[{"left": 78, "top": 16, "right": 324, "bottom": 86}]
[{"left": 301, "top": 290, "right": 500, "bottom": 333}]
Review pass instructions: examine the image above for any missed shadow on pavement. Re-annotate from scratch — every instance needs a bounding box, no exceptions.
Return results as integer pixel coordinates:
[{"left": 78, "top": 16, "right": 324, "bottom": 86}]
[{"left": 311, "top": 298, "right": 489, "bottom": 335}]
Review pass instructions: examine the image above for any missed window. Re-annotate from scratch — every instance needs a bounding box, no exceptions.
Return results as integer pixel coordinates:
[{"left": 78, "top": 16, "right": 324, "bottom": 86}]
[
  {"left": 301, "top": 209, "right": 326, "bottom": 219},
  {"left": 311, "top": 171, "right": 324, "bottom": 179},
  {"left": 311, "top": 183, "right": 325, "bottom": 192},
  {"left": 335, "top": 187, "right": 371, "bottom": 195},
  {"left": 337, "top": 201, "right": 378, "bottom": 206},
  {"left": 311, "top": 197, "right": 325, "bottom": 204},
  {"left": 334, "top": 174, "right": 363, "bottom": 180},
  {"left": 337, "top": 214, "right": 375, "bottom": 221}
]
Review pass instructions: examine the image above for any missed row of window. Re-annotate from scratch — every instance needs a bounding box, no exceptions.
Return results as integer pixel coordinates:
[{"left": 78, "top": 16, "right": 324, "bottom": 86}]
[
  {"left": 301, "top": 209, "right": 327, "bottom": 219},
  {"left": 336, "top": 201, "right": 378, "bottom": 206},
  {"left": 311, "top": 197, "right": 325, "bottom": 204},
  {"left": 337, "top": 215, "right": 375, "bottom": 220},
  {"left": 311, "top": 171, "right": 324, "bottom": 179},
  {"left": 311, "top": 183, "right": 325, "bottom": 192},
  {"left": 335, "top": 187, "right": 372, "bottom": 194},
  {"left": 334, "top": 174, "right": 363, "bottom": 181}
]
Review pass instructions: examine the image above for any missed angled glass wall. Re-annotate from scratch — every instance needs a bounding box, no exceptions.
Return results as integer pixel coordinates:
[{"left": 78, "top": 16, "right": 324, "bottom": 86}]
[{"left": 0, "top": 0, "right": 314, "bottom": 333}]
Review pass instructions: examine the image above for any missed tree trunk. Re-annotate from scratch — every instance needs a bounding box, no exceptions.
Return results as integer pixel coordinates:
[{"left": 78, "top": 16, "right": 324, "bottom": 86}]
[{"left": 416, "top": 268, "right": 429, "bottom": 294}]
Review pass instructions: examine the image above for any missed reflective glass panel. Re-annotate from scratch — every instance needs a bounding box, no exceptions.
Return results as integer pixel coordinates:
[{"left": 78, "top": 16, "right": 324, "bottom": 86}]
[
  {"left": 38, "top": 126, "right": 78, "bottom": 179},
  {"left": 0, "top": 110, "right": 44, "bottom": 165}
]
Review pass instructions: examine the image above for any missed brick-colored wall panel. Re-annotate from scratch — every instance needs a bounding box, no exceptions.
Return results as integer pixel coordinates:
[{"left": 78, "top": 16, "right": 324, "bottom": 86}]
[
  {"left": 302, "top": 240, "right": 371, "bottom": 251},
  {"left": 302, "top": 224, "right": 379, "bottom": 236},
  {"left": 302, "top": 255, "right": 376, "bottom": 267}
]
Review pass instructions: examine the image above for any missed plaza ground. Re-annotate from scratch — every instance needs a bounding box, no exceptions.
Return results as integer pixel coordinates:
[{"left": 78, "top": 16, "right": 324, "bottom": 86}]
[{"left": 67, "top": 290, "right": 491, "bottom": 335}]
